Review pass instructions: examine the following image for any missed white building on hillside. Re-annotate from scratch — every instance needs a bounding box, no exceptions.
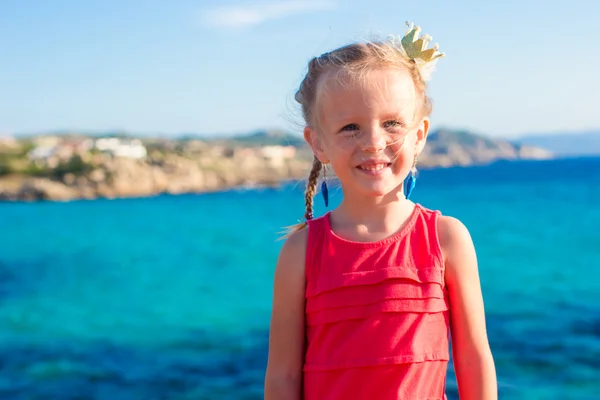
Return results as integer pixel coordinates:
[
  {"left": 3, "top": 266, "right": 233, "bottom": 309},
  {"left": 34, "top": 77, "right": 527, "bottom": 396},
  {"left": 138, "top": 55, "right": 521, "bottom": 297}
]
[{"left": 94, "top": 138, "right": 147, "bottom": 159}]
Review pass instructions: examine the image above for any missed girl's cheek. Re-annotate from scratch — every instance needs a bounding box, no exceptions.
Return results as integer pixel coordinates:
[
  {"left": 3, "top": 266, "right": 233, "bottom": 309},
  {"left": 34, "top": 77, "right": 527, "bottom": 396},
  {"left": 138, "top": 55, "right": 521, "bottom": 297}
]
[
  {"left": 389, "top": 140, "right": 408, "bottom": 154},
  {"left": 331, "top": 135, "right": 360, "bottom": 151}
]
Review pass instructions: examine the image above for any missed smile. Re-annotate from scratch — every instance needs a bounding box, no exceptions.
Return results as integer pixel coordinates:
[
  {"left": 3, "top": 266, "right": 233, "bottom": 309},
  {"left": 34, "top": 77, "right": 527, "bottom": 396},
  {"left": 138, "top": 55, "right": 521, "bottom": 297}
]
[
  {"left": 357, "top": 162, "right": 392, "bottom": 175},
  {"left": 359, "top": 163, "right": 390, "bottom": 171}
]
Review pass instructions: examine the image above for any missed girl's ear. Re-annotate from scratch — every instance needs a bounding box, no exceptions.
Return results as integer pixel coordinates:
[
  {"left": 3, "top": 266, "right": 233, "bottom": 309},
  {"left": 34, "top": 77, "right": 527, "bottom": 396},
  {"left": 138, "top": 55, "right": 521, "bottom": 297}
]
[
  {"left": 414, "top": 117, "right": 430, "bottom": 155},
  {"left": 304, "top": 126, "right": 330, "bottom": 164}
]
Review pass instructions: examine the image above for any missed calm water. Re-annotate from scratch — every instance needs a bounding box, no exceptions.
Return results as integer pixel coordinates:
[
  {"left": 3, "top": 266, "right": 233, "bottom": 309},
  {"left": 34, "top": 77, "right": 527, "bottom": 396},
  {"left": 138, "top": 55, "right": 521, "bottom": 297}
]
[{"left": 1, "top": 157, "right": 599, "bottom": 399}]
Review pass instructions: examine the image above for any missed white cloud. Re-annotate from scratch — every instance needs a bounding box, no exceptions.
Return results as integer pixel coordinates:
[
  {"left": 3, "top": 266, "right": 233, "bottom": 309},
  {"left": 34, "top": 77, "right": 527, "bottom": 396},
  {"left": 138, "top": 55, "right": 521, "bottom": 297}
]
[{"left": 202, "top": 0, "right": 336, "bottom": 29}]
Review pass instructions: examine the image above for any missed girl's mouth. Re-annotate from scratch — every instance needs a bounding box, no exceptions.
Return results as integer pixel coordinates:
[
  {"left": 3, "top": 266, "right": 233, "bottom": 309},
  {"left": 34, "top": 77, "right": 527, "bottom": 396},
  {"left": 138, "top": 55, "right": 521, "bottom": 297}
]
[{"left": 357, "top": 162, "right": 392, "bottom": 175}]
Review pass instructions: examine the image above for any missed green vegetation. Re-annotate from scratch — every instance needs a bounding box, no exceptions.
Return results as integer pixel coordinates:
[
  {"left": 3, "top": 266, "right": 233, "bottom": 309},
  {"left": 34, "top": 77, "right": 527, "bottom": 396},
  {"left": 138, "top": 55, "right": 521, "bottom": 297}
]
[
  {"left": 0, "top": 164, "right": 12, "bottom": 176},
  {"left": 0, "top": 138, "right": 95, "bottom": 180},
  {"left": 0, "top": 141, "right": 33, "bottom": 176},
  {"left": 49, "top": 156, "right": 94, "bottom": 179},
  {"left": 19, "top": 156, "right": 94, "bottom": 180}
]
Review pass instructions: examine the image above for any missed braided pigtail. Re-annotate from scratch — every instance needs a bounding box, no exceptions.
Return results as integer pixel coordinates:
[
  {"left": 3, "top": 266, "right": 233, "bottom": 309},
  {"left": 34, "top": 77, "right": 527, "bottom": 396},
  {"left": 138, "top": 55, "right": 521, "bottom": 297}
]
[
  {"left": 279, "top": 157, "right": 322, "bottom": 239},
  {"left": 303, "top": 157, "right": 323, "bottom": 221}
]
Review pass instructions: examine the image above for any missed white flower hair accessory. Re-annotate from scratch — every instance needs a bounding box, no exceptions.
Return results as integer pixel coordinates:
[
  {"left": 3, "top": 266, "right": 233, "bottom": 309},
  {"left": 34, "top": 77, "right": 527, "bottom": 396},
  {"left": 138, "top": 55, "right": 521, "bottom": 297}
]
[{"left": 392, "top": 21, "right": 445, "bottom": 81}]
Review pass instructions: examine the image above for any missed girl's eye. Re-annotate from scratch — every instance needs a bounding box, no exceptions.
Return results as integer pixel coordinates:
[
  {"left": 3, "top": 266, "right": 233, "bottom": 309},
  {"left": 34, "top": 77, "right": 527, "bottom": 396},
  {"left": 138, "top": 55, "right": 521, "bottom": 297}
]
[
  {"left": 384, "top": 120, "right": 405, "bottom": 129},
  {"left": 340, "top": 124, "right": 359, "bottom": 132}
]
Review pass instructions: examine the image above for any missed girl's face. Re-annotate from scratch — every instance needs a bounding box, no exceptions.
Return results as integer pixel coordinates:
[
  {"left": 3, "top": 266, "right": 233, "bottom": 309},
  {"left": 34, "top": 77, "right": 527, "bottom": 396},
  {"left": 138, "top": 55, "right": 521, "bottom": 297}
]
[{"left": 305, "top": 67, "right": 429, "bottom": 200}]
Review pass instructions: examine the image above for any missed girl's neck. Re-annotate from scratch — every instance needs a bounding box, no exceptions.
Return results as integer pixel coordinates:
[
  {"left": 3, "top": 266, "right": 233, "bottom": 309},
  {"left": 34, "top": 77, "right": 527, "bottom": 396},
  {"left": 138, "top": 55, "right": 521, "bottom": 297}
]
[{"left": 332, "top": 187, "right": 416, "bottom": 237}]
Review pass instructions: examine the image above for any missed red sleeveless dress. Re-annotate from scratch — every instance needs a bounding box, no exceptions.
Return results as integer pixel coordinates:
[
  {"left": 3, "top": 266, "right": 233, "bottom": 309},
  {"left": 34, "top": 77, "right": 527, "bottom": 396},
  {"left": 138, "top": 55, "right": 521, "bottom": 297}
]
[{"left": 303, "top": 204, "right": 450, "bottom": 399}]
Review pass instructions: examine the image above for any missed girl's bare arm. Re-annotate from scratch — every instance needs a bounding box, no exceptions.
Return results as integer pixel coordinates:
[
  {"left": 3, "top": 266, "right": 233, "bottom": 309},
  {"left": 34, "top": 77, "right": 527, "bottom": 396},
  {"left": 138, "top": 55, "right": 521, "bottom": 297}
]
[
  {"left": 264, "top": 229, "right": 308, "bottom": 400},
  {"left": 439, "top": 216, "right": 497, "bottom": 400}
]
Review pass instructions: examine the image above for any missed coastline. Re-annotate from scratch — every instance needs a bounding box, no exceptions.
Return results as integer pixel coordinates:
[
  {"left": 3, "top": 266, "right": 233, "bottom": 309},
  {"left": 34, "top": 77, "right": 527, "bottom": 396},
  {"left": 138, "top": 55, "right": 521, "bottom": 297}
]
[
  {"left": 0, "top": 129, "right": 555, "bottom": 203},
  {"left": 0, "top": 161, "right": 310, "bottom": 202}
]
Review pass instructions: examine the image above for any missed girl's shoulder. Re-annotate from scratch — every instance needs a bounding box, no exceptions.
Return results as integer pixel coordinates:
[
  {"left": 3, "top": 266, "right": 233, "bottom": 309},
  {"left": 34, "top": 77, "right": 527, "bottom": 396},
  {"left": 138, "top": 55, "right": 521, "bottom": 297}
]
[
  {"left": 278, "top": 226, "right": 309, "bottom": 268},
  {"left": 272, "top": 227, "right": 308, "bottom": 307},
  {"left": 435, "top": 214, "right": 477, "bottom": 281},
  {"left": 437, "top": 215, "right": 472, "bottom": 253}
]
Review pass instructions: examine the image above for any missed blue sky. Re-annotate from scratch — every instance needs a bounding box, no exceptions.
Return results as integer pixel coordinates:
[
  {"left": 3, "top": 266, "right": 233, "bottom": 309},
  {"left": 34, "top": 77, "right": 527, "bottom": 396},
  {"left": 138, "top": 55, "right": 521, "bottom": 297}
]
[{"left": 1, "top": 0, "right": 599, "bottom": 138}]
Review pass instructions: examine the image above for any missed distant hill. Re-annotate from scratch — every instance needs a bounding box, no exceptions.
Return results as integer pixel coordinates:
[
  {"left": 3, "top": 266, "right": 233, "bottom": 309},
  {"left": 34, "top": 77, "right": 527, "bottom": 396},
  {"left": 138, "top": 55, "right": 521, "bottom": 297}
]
[
  {"left": 418, "top": 129, "right": 553, "bottom": 167},
  {"left": 515, "top": 131, "right": 600, "bottom": 156}
]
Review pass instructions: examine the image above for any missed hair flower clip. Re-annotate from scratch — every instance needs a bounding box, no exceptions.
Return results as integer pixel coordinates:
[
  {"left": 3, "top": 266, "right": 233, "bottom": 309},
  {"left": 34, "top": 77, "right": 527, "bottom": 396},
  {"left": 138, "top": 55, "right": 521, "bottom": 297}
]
[{"left": 393, "top": 21, "right": 445, "bottom": 81}]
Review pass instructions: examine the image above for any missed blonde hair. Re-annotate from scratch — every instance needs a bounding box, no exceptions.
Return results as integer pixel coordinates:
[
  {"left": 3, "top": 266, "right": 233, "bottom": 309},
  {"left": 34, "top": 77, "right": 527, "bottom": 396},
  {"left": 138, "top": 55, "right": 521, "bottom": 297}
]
[{"left": 283, "top": 39, "right": 434, "bottom": 237}]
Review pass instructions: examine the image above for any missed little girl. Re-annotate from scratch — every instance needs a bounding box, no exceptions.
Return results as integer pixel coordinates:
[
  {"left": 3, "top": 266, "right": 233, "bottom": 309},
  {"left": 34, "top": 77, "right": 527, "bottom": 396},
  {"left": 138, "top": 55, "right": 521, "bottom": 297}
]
[{"left": 264, "top": 22, "right": 497, "bottom": 400}]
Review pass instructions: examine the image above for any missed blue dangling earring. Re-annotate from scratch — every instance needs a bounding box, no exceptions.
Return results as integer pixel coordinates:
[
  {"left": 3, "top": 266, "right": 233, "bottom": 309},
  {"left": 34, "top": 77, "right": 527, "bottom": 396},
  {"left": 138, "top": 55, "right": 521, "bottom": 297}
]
[
  {"left": 321, "top": 163, "right": 329, "bottom": 207},
  {"left": 405, "top": 157, "right": 417, "bottom": 199}
]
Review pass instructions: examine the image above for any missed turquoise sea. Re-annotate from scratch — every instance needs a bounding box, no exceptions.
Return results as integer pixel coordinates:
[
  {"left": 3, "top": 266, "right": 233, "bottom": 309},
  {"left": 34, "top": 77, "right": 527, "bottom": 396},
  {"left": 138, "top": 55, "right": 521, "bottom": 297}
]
[{"left": 1, "top": 156, "right": 599, "bottom": 399}]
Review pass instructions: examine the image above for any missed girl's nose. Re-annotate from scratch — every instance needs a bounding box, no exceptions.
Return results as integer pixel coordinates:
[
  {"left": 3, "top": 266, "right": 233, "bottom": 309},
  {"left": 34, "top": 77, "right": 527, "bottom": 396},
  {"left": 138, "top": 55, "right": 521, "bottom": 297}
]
[{"left": 361, "top": 127, "right": 387, "bottom": 153}]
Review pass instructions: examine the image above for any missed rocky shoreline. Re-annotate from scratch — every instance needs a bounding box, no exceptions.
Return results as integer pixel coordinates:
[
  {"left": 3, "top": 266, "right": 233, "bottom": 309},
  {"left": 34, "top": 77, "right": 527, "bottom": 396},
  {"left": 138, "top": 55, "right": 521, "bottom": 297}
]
[
  {"left": 0, "top": 129, "right": 554, "bottom": 202},
  {"left": 0, "top": 154, "right": 311, "bottom": 202}
]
